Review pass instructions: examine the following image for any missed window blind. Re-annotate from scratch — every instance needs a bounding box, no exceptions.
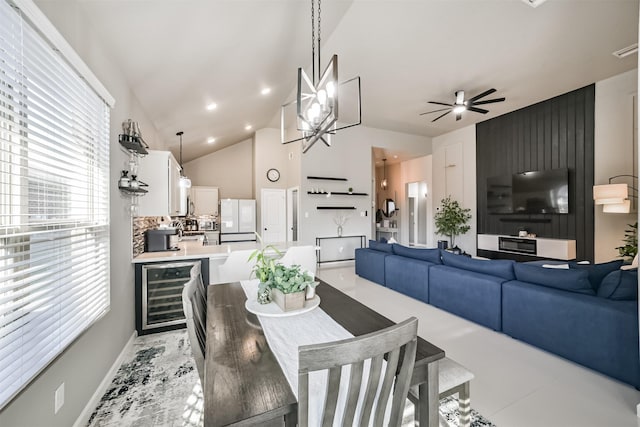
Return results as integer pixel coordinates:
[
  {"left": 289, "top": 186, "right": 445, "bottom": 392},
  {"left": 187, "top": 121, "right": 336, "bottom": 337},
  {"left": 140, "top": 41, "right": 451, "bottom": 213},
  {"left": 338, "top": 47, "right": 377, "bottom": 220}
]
[{"left": 0, "top": 0, "right": 110, "bottom": 409}]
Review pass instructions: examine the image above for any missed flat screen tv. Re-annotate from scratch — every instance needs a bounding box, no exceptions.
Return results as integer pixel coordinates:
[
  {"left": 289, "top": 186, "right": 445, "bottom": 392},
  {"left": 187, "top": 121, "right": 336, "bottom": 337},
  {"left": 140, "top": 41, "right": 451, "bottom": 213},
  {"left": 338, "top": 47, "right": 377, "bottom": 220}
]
[
  {"left": 487, "top": 175, "right": 513, "bottom": 214},
  {"left": 512, "top": 168, "right": 569, "bottom": 214}
]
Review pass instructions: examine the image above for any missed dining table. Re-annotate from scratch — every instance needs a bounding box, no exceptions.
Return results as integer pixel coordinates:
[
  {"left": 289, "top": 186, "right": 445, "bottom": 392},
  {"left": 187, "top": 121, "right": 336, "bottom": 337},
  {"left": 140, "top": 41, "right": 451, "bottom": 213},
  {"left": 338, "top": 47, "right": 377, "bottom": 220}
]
[{"left": 204, "top": 280, "right": 445, "bottom": 426}]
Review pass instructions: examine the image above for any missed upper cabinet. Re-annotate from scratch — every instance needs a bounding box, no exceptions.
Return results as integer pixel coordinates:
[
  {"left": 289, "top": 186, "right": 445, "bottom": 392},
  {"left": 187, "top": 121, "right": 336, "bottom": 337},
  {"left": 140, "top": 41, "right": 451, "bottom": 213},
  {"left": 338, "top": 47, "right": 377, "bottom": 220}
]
[
  {"left": 190, "top": 186, "right": 219, "bottom": 216},
  {"left": 137, "top": 150, "right": 184, "bottom": 216}
]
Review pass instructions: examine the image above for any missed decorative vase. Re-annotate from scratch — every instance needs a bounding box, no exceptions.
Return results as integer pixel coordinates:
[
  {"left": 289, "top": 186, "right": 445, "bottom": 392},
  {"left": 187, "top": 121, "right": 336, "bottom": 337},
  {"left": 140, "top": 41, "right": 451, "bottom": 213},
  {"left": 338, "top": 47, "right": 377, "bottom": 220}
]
[
  {"left": 271, "top": 288, "right": 305, "bottom": 311},
  {"left": 337, "top": 225, "right": 343, "bottom": 237},
  {"left": 257, "top": 285, "right": 271, "bottom": 304},
  {"left": 305, "top": 282, "right": 318, "bottom": 300}
]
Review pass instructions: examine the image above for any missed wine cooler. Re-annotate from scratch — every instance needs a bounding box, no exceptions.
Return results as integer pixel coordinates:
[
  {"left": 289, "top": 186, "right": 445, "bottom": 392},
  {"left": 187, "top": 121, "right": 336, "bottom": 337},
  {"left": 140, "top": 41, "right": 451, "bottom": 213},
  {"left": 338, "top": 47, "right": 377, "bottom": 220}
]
[{"left": 141, "top": 261, "right": 200, "bottom": 331}]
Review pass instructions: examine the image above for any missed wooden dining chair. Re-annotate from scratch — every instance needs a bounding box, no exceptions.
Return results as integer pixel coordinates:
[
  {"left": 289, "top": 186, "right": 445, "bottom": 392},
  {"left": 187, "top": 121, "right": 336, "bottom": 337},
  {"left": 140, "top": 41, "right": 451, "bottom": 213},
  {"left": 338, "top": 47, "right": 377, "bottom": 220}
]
[
  {"left": 298, "top": 317, "right": 418, "bottom": 427},
  {"left": 182, "top": 263, "right": 207, "bottom": 384}
]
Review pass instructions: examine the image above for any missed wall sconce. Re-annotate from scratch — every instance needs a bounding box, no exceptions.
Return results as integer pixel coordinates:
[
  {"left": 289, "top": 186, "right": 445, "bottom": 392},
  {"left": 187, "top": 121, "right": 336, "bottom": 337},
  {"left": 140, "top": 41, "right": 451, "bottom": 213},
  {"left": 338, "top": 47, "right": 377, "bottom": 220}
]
[{"left": 593, "top": 175, "right": 637, "bottom": 214}]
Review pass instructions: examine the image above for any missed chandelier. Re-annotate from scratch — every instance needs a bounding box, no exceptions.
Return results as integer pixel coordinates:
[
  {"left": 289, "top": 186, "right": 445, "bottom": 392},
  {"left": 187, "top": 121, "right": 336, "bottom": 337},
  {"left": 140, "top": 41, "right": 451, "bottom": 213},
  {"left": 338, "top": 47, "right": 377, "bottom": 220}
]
[{"left": 281, "top": 0, "right": 361, "bottom": 153}]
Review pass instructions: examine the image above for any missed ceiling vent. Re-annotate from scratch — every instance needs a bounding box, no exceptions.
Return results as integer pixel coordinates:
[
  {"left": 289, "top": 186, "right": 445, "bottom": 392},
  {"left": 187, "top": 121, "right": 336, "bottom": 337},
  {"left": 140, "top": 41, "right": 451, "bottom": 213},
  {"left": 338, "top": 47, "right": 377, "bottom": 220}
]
[
  {"left": 613, "top": 43, "right": 638, "bottom": 59},
  {"left": 522, "top": 0, "right": 548, "bottom": 7}
]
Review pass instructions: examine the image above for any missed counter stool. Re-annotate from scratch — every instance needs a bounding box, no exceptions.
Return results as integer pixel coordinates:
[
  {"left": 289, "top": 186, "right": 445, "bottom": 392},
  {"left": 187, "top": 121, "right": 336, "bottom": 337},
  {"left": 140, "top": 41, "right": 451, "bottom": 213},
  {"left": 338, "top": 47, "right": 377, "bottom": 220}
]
[{"left": 409, "top": 357, "right": 474, "bottom": 427}]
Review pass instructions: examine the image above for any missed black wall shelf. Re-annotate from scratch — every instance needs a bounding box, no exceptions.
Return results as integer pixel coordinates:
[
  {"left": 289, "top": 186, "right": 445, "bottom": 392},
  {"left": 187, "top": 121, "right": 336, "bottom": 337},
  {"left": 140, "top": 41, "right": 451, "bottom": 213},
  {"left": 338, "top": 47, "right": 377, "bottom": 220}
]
[
  {"left": 119, "top": 134, "right": 148, "bottom": 155},
  {"left": 307, "top": 176, "right": 347, "bottom": 181},
  {"left": 316, "top": 206, "right": 356, "bottom": 210},
  {"left": 308, "top": 191, "right": 368, "bottom": 196}
]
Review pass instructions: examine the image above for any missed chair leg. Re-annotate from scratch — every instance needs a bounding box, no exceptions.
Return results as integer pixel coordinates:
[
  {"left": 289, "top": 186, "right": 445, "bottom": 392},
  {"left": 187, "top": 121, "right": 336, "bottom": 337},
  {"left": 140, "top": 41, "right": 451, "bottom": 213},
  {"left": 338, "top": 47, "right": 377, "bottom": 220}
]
[{"left": 458, "top": 382, "right": 471, "bottom": 427}]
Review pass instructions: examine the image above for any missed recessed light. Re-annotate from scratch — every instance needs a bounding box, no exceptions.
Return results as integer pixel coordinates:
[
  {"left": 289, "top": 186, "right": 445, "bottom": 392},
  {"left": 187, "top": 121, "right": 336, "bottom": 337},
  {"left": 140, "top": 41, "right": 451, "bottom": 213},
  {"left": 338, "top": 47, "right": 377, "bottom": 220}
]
[
  {"left": 206, "top": 103, "right": 217, "bottom": 111},
  {"left": 207, "top": 137, "right": 216, "bottom": 144},
  {"left": 245, "top": 125, "right": 252, "bottom": 131},
  {"left": 261, "top": 88, "right": 272, "bottom": 95},
  {"left": 393, "top": 155, "right": 398, "bottom": 159}
]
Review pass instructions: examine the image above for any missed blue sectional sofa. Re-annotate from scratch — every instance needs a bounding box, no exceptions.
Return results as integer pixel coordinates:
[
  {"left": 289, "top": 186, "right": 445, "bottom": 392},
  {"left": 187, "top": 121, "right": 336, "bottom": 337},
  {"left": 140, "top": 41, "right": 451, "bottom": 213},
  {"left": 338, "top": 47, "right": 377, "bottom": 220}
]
[{"left": 354, "top": 241, "right": 640, "bottom": 388}]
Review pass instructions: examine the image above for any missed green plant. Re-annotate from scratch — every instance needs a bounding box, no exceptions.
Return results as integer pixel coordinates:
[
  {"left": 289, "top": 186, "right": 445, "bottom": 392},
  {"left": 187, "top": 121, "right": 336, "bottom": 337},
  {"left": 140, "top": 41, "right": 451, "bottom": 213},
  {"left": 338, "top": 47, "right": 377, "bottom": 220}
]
[
  {"left": 248, "top": 232, "right": 281, "bottom": 283},
  {"left": 267, "top": 264, "right": 314, "bottom": 294},
  {"left": 434, "top": 195, "right": 472, "bottom": 247},
  {"left": 616, "top": 222, "right": 638, "bottom": 260}
]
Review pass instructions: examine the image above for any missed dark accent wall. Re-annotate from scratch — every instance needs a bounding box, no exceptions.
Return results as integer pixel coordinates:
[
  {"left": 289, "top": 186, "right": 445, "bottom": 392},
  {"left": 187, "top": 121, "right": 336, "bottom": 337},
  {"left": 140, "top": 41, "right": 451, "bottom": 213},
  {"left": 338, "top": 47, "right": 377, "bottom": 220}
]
[{"left": 476, "top": 85, "right": 595, "bottom": 261}]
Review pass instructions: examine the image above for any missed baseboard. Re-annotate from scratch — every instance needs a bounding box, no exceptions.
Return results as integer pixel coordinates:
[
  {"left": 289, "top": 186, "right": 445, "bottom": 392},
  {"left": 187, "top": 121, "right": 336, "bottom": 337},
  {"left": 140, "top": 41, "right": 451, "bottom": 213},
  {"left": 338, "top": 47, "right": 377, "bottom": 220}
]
[{"left": 73, "top": 331, "right": 137, "bottom": 427}]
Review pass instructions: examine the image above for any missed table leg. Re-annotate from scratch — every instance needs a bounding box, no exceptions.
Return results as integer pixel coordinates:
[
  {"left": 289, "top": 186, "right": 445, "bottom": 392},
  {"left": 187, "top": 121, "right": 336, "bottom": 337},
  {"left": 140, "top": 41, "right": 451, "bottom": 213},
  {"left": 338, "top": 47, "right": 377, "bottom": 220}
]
[
  {"left": 418, "top": 361, "right": 439, "bottom": 427},
  {"left": 284, "top": 411, "right": 298, "bottom": 427}
]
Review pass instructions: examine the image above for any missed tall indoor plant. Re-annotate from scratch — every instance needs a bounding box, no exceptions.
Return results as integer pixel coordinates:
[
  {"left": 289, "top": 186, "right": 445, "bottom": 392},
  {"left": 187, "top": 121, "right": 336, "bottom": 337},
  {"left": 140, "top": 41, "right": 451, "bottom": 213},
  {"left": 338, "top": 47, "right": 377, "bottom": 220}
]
[
  {"left": 616, "top": 222, "right": 638, "bottom": 261},
  {"left": 434, "top": 195, "right": 472, "bottom": 249}
]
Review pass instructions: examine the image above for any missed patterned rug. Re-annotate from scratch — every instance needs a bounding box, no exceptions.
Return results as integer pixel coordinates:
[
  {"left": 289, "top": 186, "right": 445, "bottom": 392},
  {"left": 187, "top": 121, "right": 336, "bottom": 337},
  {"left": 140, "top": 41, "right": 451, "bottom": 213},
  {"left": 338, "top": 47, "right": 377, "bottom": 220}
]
[{"left": 87, "top": 330, "right": 495, "bottom": 427}]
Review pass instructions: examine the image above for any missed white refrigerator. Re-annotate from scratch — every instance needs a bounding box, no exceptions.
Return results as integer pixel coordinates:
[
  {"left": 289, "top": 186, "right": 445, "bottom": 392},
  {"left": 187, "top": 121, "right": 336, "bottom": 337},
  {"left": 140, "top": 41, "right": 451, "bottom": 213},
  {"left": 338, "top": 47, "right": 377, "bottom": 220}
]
[{"left": 220, "top": 199, "right": 256, "bottom": 242}]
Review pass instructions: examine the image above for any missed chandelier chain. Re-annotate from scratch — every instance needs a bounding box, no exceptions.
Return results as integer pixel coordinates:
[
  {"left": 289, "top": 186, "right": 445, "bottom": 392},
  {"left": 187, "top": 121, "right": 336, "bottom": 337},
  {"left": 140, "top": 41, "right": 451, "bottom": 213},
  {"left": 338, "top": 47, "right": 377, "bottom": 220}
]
[
  {"left": 311, "top": 0, "right": 315, "bottom": 84},
  {"left": 317, "top": 0, "right": 321, "bottom": 85}
]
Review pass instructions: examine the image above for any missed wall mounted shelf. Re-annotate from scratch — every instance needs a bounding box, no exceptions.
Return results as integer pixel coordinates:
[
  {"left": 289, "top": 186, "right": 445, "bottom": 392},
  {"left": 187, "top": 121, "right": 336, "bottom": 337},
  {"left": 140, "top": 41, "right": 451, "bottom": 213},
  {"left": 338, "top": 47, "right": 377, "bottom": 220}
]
[
  {"left": 316, "top": 206, "right": 356, "bottom": 210},
  {"left": 119, "top": 134, "right": 148, "bottom": 155},
  {"left": 307, "top": 176, "right": 347, "bottom": 181},
  {"left": 119, "top": 186, "right": 148, "bottom": 195},
  {"left": 307, "top": 191, "right": 368, "bottom": 196}
]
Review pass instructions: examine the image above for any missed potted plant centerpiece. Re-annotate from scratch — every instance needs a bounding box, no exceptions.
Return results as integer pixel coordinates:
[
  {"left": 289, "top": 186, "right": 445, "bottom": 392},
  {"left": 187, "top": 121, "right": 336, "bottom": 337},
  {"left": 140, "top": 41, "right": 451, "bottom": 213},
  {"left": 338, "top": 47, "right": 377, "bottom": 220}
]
[
  {"left": 268, "top": 264, "right": 314, "bottom": 311},
  {"left": 435, "top": 195, "right": 472, "bottom": 254},
  {"left": 248, "top": 233, "right": 281, "bottom": 304}
]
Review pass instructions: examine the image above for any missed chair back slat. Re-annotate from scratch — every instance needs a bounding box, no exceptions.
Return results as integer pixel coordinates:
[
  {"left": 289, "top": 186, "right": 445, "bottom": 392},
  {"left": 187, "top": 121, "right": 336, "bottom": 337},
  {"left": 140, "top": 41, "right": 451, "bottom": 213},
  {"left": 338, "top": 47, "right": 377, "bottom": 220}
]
[
  {"left": 360, "top": 354, "right": 384, "bottom": 426},
  {"left": 342, "top": 360, "right": 364, "bottom": 425},
  {"left": 182, "top": 263, "right": 207, "bottom": 384},
  {"left": 298, "top": 317, "right": 418, "bottom": 427},
  {"left": 373, "top": 347, "right": 401, "bottom": 426},
  {"left": 322, "top": 366, "right": 343, "bottom": 426}
]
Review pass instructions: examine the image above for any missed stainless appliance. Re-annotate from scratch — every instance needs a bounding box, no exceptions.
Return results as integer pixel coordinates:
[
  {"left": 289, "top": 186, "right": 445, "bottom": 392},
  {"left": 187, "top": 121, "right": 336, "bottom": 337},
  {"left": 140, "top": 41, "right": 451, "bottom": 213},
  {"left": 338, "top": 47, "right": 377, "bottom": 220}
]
[
  {"left": 220, "top": 199, "right": 256, "bottom": 242},
  {"left": 197, "top": 216, "right": 216, "bottom": 231},
  {"left": 145, "top": 229, "right": 178, "bottom": 252},
  {"left": 141, "top": 261, "right": 199, "bottom": 331}
]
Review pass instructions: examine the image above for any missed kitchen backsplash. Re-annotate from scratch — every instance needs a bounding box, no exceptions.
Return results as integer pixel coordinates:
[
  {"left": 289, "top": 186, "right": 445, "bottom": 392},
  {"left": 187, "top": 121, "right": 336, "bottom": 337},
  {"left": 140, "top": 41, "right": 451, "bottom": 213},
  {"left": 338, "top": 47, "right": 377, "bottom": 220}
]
[{"left": 133, "top": 216, "right": 159, "bottom": 257}]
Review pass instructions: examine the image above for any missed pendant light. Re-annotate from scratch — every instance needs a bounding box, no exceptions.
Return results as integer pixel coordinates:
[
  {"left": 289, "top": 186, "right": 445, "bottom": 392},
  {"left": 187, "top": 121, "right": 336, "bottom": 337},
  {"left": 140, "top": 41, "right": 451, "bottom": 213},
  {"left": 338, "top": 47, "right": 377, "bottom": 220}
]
[
  {"left": 381, "top": 158, "right": 388, "bottom": 190},
  {"left": 177, "top": 131, "right": 191, "bottom": 188}
]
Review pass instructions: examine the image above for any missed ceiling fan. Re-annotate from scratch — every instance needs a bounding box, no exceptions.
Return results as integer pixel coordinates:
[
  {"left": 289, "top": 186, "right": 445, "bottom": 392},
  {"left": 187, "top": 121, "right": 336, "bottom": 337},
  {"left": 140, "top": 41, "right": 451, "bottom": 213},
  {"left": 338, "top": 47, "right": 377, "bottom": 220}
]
[{"left": 420, "top": 88, "right": 506, "bottom": 122}]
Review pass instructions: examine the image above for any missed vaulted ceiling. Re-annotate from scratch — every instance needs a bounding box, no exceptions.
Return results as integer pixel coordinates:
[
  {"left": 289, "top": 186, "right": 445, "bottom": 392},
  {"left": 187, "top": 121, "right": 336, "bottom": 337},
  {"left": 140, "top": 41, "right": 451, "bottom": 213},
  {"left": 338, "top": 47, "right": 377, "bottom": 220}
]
[{"left": 58, "top": 0, "right": 639, "bottom": 162}]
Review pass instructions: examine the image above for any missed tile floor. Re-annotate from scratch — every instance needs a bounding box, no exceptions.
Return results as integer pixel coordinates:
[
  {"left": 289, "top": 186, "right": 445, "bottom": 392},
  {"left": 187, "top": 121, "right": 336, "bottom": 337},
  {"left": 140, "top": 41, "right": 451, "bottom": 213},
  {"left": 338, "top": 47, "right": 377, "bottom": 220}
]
[{"left": 316, "top": 262, "right": 640, "bottom": 427}]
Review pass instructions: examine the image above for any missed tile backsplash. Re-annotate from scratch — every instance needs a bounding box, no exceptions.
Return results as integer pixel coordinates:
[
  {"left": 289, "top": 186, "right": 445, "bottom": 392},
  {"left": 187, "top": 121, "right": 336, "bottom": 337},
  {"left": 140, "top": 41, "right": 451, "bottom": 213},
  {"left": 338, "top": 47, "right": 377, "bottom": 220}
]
[{"left": 133, "top": 216, "right": 159, "bottom": 257}]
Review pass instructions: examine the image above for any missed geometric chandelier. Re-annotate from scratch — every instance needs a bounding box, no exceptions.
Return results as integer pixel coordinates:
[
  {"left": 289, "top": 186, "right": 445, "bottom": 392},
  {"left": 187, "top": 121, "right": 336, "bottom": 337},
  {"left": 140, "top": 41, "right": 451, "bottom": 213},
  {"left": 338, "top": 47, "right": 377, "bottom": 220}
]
[{"left": 281, "top": 0, "right": 361, "bottom": 153}]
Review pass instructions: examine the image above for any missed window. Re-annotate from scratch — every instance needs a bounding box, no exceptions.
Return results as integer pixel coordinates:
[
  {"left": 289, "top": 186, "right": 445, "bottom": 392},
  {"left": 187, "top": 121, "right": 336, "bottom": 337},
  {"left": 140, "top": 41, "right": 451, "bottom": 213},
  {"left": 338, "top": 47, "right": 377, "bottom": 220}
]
[{"left": 0, "top": 0, "right": 110, "bottom": 409}]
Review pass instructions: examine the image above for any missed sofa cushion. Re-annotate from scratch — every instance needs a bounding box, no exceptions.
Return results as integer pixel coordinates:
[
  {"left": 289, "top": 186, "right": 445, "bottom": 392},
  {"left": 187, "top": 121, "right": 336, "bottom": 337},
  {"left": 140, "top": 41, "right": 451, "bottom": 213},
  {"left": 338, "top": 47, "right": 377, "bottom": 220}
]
[
  {"left": 440, "top": 250, "right": 515, "bottom": 281},
  {"left": 513, "top": 263, "right": 594, "bottom": 295},
  {"left": 392, "top": 244, "right": 441, "bottom": 264},
  {"left": 597, "top": 269, "right": 638, "bottom": 300},
  {"left": 368, "top": 239, "right": 393, "bottom": 253},
  {"left": 569, "top": 260, "right": 624, "bottom": 290}
]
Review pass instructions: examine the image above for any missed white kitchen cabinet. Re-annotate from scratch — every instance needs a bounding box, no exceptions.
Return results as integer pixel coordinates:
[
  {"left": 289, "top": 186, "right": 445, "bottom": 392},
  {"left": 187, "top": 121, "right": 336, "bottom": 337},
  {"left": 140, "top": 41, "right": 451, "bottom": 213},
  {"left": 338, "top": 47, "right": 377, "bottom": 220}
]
[
  {"left": 190, "top": 186, "right": 219, "bottom": 216},
  {"left": 137, "top": 150, "right": 184, "bottom": 216}
]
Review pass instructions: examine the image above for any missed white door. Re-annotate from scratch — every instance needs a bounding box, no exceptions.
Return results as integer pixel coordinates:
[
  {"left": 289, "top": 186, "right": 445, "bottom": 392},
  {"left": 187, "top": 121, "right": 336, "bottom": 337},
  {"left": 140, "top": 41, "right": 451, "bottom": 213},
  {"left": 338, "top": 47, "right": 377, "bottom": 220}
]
[{"left": 261, "top": 189, "right": 286, "bottom": 243}]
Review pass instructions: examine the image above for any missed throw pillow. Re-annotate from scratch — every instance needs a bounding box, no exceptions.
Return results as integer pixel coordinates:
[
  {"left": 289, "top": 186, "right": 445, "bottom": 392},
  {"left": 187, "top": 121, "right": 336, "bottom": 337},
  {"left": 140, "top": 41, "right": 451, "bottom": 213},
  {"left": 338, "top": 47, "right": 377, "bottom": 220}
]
[
  {"left": 513, "top": 263, "right": 594, "bottom": 295},
  {"left": 568, "top": 259, "right": 624, "bottom": 291},
  {"left": 392, "top": 244, "right": 441, "bottom": 264},
  {"left": 368, "top": 239, "right": 393, "bottom": 253},
  {"left": 441, "top": 250, "right": 515, "bottom": 280},
  {"left": 597, "top": 270, "right": 638, "bottom": 300}
]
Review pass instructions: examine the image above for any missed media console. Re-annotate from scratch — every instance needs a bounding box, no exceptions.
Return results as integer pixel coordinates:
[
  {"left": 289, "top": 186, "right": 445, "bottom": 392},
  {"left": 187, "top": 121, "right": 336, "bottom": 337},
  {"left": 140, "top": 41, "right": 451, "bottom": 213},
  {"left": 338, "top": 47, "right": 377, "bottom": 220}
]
[{"left": 477, "top": 234, "right": 576, "bottom": 261}]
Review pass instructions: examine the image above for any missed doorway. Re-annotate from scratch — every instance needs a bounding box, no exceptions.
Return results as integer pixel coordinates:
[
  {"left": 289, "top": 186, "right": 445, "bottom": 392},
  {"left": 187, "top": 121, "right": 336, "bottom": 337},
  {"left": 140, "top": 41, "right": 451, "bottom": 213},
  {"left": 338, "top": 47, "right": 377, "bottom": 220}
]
[
  {"left": 286, "top": 186, "right": 299, "bottom": 242},
  {"left": 406, "top": 181, "right": 428, "bottom": 246},
  {"left": 261, "top": 188, "right": 286, "bottom": 243}
]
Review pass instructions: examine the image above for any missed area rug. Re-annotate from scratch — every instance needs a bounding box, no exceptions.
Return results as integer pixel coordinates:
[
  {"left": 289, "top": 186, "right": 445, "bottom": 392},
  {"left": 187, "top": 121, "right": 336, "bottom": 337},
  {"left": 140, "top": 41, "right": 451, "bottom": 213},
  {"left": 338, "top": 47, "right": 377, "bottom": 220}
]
[{"left": 87, "top": 330, "right": 495, "bottom": 427}]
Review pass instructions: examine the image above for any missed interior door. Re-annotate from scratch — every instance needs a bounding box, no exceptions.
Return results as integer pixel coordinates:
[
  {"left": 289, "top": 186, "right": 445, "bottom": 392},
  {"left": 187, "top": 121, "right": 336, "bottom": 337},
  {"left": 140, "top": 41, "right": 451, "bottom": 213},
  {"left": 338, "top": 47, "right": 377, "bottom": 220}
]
[
  {"left": 261, "top": 189, "right": 286, "bottom": 243},
  {"left": 287, "top": 187, "right": 299, "bottom": 242}
]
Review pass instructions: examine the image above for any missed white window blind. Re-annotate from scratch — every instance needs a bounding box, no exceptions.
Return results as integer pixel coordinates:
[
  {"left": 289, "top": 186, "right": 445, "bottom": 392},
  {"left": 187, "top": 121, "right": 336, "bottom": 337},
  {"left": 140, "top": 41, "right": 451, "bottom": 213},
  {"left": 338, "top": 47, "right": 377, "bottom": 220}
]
[{"left": 0, "top": 0, "right": 110, "bottom": 409}]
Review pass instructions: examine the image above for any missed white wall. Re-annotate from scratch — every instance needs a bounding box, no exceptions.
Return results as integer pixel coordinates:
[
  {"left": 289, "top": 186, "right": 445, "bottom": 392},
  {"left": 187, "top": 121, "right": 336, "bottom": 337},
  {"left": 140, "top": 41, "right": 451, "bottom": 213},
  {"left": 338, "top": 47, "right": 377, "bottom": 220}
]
[
  {"left": 594, "top": 68, "right": 638, "bottom": 262},
  {"left": 0, "top": 3, "right": 163, "bottom": 427},
  {"left": 299, "top": 125, "right": 431, "bottom": 255},
  {"left": 183, "top": 138, "right": 254, "bottom": 199},
  {"left": 432, "top": 125, "right": 477, "bottom": 255}
]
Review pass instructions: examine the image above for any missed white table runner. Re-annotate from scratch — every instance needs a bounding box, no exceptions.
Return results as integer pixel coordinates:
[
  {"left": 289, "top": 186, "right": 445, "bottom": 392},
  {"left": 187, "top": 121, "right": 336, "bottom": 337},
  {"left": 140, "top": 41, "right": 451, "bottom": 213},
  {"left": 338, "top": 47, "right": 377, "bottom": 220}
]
[{"left": 240, "top": 279, "right": 391, "bottom": 426}]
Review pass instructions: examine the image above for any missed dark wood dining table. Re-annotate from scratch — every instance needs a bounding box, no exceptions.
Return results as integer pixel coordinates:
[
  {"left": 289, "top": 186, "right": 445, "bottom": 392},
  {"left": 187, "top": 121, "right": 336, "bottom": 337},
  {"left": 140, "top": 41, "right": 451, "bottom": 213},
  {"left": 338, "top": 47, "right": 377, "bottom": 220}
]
[{"left": 204, "top": 280, "right": 445, "bottom": 426}]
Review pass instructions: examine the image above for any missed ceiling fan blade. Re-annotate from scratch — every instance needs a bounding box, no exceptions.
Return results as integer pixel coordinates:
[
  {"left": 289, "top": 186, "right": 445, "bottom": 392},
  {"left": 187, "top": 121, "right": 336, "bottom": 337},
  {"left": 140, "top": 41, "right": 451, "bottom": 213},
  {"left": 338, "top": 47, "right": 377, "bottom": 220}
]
[
  {"left": 428, "top": 101, "right": 453, "bottom": 107},
  {"left": 455, "top": 90, "right": 465, "bottom": 105},
  {"left": 471, "top": 97, "right": 506, "bottom": 106},
  {"left": 456, "top": 113, "right": 462, "bottom": 121},
  {"left": 467, "top": 88, "right": 496, "bottom": 103},
  {"left": 467, "top": 106, "right": 489, "bottom": 114},
  {"left": 432, "top": 110, "right": 452, "bottom": 122},
  {"left": 419, "top": 107, "right": 450, "bottom": 116}
]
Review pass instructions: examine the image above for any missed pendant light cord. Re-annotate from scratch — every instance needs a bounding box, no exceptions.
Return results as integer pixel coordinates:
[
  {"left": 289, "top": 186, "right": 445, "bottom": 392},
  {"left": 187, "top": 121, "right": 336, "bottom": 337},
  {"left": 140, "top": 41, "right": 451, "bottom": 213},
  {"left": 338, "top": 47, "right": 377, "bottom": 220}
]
[
  {"left": 310, "top": 0, "right": 322, "bottom": 85},
  {"left": 177, "top": 131, "right": 184, "bottom": 174}
]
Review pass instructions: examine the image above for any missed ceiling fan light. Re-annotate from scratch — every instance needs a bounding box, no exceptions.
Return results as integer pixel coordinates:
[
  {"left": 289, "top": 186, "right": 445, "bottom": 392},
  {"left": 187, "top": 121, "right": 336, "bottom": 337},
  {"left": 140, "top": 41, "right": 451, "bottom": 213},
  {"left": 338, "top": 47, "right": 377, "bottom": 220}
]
[{"left": 452, "top": 105, "right": 466, "bottom": 114}]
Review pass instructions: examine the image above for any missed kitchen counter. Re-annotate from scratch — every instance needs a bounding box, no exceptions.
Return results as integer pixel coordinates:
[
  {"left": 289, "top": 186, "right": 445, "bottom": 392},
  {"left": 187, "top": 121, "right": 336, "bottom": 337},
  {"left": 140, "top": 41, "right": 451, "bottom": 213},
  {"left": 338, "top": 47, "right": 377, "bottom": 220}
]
[{"left": 132, "top": 240, "right": 305, "bottom": 263}]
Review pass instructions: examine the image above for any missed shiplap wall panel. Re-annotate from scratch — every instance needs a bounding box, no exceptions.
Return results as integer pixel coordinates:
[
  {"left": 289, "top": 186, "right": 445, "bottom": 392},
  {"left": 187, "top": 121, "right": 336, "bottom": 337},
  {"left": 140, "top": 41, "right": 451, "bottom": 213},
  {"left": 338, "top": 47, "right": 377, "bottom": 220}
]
[{"left": 476, "top": 84, "right": 595, "bottom": 262}]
